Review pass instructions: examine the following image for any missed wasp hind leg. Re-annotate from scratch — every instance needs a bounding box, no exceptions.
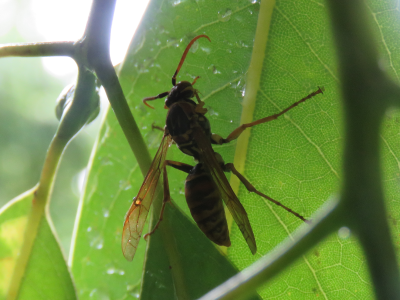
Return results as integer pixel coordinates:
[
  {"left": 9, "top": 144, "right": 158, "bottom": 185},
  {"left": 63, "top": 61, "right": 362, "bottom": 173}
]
[
  {"left": 144, "top": 160, "right": 194, "bottom": 239},
  {"left": 224, "top": 163, "right": 310, "bottom": 224},
  {"left": 211, "top": 87, "right": 324, "bottom": 145},
  {"left": 165, "top": 160, "right": 194, "bottom": 173}
]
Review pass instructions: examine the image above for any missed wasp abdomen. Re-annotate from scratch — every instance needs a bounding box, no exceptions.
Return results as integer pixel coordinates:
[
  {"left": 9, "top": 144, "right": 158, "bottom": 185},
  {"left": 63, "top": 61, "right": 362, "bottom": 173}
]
[{"left": 185, "top": 164, "right": 231, "bottom": 247}]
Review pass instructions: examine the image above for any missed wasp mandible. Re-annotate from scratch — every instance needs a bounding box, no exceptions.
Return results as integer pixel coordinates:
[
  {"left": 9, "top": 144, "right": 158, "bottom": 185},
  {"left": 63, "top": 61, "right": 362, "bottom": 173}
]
[{"left": 122, "top": 35, "right": 324, "bottom": 261}]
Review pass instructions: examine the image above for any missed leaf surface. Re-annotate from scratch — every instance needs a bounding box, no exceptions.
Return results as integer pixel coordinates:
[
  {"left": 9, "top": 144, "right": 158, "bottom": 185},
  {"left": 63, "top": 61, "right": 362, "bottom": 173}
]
[
  {"left": 72, "top": 0, "right": 400, "bottom": 298},
  {"left": 0, "top": 189, "right": 76, "bottom": 300}
]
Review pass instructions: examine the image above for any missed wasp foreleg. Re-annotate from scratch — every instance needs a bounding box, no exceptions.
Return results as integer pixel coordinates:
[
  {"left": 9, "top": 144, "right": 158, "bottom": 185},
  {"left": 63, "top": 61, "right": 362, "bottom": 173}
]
[
  {"left": 143, "top": 91, "right": 170, "bottom": 109},
  {"left": 193, "top": 90, "right": 208, "bottom": 115},
  {"left": 212, "top": 87, "right": 324, "bottom": 145},
  {"left": 224, "top": 163, "right": 310, "bottom": 224}
]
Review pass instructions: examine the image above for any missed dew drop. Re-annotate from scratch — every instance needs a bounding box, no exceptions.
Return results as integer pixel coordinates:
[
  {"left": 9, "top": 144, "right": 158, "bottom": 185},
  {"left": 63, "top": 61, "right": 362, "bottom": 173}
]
[
  {"left": 126, "top": 284, "right": 140, "bottom": 298},
  {"left": 156, "top": 282, "right": 167, "bottom": 289},
  {"left": 208, "top": 108, "right": 219, "bottom": 116},
  {"left": 208, "top": 64, "right": 221, "bottom": 74},
  {"left": 200, "top": 46, "right": 211, "bottom": 54},
  {"left": 89, "top": 289, "right": 110, "bottom": 300},
  {"left": 218, "top": 9, "right": 232, "bottom": 22},
  {"left": 166, "top": 38, "right": 179, "bottom": 48},
  {"left": 236, "top": 40, "right": 249, "bottom": 48},
  {"left": 172, "top": 0, "right": 182, "bottom": 6},
  {"left": 338, "top": 226, "right": 351, "bottom": 239},
  {"left": 119, "top": 180, "right": 132, "bottom": 191},
  {"left": 89, "top": 232, "right": 104, "bottom": 250},
  {"left": 96, "top": 241, "right": 104, "bottom": 249},
  {"left": 106, "top": 267, "right": 125, "bottom": 276}
]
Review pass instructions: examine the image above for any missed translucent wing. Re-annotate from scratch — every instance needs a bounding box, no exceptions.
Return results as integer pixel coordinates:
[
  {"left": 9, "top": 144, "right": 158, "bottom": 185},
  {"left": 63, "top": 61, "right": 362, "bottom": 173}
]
[
  {"left": 122, "top": 134, "right": 172, "bottom": 261},
  {"left": 192, "top": 126, "right": 257, "bottom": 254}
]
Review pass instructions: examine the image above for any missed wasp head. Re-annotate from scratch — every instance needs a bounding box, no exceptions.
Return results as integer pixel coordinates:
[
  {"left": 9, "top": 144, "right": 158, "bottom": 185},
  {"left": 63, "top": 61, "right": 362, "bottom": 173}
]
[{"left": 165, "top": 81, "right": 195, "bottom": 108}]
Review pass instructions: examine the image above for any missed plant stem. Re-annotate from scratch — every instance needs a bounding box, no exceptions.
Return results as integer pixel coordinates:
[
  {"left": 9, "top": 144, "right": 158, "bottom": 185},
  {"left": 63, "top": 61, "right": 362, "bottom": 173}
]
[
  {"left": 326, "top": 0, "right": 400, "bottom": 298},
  {"left": 83, "top": 0, "right": 152, "bottom": 176},
  {"left": 82, "top": 0, "right": 187, "bottom": 295},
  {"left": 6, "top": 136, "right": 68, "bottom": 300},
  {"left": 227, "top": 0, "right": 276, "bottom": 241},
  {"left": 199, "top": 199, "right": 342, "bottom": 300},
  {"left": 0, "top": 42, "right": 75, "bottom": 58}
]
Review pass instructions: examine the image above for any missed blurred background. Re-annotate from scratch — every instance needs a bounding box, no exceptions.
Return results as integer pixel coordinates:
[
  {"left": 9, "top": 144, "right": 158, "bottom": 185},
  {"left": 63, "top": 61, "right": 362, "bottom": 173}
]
[{"left": 0, "top": 0, "right": 149, "bottom": 255}]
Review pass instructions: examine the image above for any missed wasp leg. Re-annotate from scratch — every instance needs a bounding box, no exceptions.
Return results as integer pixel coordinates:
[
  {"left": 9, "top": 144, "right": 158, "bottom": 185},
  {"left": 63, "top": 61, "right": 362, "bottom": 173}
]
[
  {"left": 192, "top": 76, "right": 200, "bottom": 85},
  {"left": 144, "top": 162, "right": 171, "bottom": 239},
  {"left": 193, "top": 90, "right": 208, "bottom": 115},
  {"left": 212, "top": 87, "right": 325, "bottom": 144},
  {"left": 144, "top": 160, "right": 193, "bottom": 239},
  {"left": 143, "top": 91, "right": 170, "bottom": 109},
  {"left": 224, "top": 162, "right": 310, "bottom": 224},
  {"left": 152, "top": 123, "right": 165, "bottom": 132},
  {"left": 165, "top": 160, "right": 194, "bottom": 173}
]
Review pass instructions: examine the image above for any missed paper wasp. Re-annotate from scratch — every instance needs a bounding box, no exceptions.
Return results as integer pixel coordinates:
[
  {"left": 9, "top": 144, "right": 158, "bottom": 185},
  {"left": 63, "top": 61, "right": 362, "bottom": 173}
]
[{"left": 122, "top": 35, "right": 324, "bottom": 261}]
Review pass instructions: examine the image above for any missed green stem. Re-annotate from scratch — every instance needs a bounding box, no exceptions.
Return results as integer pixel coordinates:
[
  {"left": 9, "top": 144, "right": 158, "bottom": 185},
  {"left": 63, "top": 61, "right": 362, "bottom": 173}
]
[
  {"left": 199, "top": 199, "right": 343, "bottom": 300},
  {"left": 326, "top": 0, "right": 400, "bottom": 298},
  {"left": 83, "top": 0, "right": 152, "bottom": 175},
  {"left": 6, "top": 136, "right": 67, "bottom": 300},
  {"left": 0, "top": 42, "right": 75, "bottom": 58},
  {"left": 82, "top": 0, "right": 186, "bottom": 295},
  {"left": 227, "top": 0, "right": 275, "bottom": 237}
]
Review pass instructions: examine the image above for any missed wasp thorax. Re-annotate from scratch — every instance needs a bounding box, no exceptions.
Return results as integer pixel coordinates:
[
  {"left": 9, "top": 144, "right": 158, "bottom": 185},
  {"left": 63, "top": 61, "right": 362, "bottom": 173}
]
[{"left": 165, "top": 81, "right": 194, "bottom": 107}]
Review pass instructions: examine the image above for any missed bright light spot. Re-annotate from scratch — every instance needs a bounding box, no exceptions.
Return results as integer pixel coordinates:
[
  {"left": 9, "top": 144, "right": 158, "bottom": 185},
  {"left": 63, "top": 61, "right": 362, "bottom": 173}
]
[
  {"left": 29, "top": 0, "right": 91, "bottom": 78},
  {"left": 41, "top": 57, "right": 77, "bottom": 78},
  {"left": 26, "top": 0, "right": 150, "bottom": 77},
  {"left": 110, "top": 0, "right": 150, "bottom": 65},
  {"left": 0, "top": 0, "right": 17, "bottom": 37},
  {"left": 30, "top": 0, "right": 91, "bottom": 41},
  {"left": 73, "top": 167, "right": 88, "bottom": 197}
]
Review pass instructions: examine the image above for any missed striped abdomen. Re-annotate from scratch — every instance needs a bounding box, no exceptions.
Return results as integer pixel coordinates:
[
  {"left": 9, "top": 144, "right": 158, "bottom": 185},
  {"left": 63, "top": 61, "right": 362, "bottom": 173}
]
[{"left": 185, "top": 164, "right": 231, "bottom": 247}]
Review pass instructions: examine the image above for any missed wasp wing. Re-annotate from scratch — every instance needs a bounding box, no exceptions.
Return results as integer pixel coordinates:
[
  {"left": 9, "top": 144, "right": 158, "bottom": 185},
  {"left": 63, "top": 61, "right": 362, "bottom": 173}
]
[
  {"left": 122, "top": 134, "right": 172, "bottom": 261},
  {"left": 192, "top": 126, "right": 257, "bottom": 254}
]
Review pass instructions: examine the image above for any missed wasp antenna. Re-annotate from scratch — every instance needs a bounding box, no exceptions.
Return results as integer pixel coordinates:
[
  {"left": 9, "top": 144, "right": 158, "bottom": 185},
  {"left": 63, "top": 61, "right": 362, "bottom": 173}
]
[{"left": 172, "top": 35, "right": 211, "bottom": 86}]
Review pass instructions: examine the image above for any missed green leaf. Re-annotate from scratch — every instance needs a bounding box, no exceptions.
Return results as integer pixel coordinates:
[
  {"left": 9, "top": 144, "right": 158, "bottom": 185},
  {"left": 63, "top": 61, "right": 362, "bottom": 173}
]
[
  {"left": 0, "top": 190, "right": 33, "bottom": 298},
  {"left": 71, "top": 0, "right": 400, "bottom": 298},
  {"left": 0, "top": 189, "right": 76, "bottom": 300}
]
